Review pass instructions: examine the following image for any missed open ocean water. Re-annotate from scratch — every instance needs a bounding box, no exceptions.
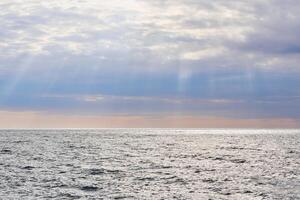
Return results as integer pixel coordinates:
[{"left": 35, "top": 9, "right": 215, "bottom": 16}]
[{"left": 0, "top": 129, "right": 299, "bottom": 200}]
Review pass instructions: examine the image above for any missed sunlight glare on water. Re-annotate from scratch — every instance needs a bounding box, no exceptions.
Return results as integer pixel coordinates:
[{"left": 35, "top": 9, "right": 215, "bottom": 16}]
[{"left": 0, "top": 129, "right": 299, "bottom": 199}]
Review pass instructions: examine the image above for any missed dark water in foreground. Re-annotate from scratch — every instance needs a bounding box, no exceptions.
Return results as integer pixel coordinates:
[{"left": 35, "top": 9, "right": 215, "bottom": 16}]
[{"left": 0, "top": 129, "right": 299, "bottom": 199}]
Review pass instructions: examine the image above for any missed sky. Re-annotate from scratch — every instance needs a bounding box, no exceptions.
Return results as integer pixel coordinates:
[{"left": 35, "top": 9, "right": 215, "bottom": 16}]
[{"left": 0, "top": 0, "right": 300, "bottom": 128}]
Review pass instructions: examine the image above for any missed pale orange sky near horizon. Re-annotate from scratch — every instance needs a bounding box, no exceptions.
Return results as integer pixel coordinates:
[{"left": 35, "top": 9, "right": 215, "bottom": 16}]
[{"left": 0, "top": 111, "right": 299, "bottom": 128}]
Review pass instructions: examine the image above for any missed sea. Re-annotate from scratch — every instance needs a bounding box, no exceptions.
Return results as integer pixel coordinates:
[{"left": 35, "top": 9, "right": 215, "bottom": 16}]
[{"left": 0, "top": 129, "right": 299, "bottom": 200}]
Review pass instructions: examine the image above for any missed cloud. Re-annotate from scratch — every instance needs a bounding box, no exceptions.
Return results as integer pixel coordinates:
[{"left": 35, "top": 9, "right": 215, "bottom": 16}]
[
  {"left": 0, "top": 0, "right": 300, "bottom": 126},
  {"left": 1, "top": 0, "right": 300, "bottom": 73},
  {"left": 43, "top": 93, "right": 244, "bottom": 105}
]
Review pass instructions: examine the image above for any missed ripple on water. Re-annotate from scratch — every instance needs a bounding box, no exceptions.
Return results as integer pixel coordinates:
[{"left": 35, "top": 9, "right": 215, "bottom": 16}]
[
  {"left": 0, "top": 129, "right": 299, "bottom": 200},
  {"left": 87, "top": 168, "right": 105, "bottom": 175},
  {"left": 1, "top": 149, "right": 12, "bottom": 154},
  {"left": 21, "top": 166, "right": 35, "bottom": 170},
  {"left": 80, "top": 185, "right": 99, "bottom": 192}
]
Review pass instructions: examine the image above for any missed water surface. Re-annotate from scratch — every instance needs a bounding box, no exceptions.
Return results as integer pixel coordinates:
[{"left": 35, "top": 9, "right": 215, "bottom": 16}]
[{"left": 0, "top": 129, "right": 299, "bottom": 199}]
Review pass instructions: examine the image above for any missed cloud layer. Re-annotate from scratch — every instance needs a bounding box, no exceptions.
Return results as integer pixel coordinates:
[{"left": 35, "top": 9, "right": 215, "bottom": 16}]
[{"left": 0, "top": 0, "right": 300, "bottom": 127}]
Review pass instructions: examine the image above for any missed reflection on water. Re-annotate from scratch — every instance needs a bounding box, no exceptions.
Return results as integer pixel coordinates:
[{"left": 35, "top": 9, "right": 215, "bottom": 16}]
[{"left": 0, "top": 129, "right": 299, "bottom": 199}]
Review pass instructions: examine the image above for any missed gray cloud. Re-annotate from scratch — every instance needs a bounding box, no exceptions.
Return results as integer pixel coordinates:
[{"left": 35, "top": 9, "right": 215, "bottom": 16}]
[
  {"left": 1, "top": 0, "right": 299, "bottom": 72},
  {"left": 0, "top": 0, "right": 300, "bottom": 120}
]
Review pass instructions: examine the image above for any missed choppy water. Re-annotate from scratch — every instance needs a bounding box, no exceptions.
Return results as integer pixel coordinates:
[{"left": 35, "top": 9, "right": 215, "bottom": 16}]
[{"left": 0, "top": 129, "right": 299, "bottom": 200}]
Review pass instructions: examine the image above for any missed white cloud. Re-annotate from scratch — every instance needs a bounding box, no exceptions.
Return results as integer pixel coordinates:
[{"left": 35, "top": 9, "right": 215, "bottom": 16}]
[
  {"left": 181, "top": 47, "right": 225, "bottom": 60},
  {"left": 44, "top": 93, "right": 244, "bottom": 105},
  {"left": 1, "top": 2, "right": 299, "bottom": 73},
  {"left": 1, "top": 0, "right": 299, "bottom": 74}
]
